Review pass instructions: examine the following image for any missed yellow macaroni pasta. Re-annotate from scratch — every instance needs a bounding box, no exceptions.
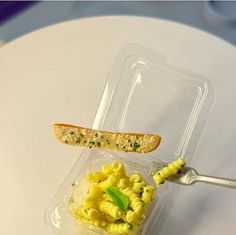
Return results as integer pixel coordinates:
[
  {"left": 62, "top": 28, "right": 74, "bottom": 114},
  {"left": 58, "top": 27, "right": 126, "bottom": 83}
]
[
  {"left": 152, "top": 157, "right": 186, "bottom": 185},
  {"left": 99, "top": 201, "right": 122, "bottom": 220},
  {"left": 68, "top": 161, "right": 155, "bottom": 235}
]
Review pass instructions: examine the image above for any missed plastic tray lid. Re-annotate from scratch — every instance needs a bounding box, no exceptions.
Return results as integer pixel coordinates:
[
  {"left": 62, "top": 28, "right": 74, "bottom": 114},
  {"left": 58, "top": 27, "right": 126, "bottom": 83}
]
[{"left": 93, "top": 44, "right": 215, "bottom": 163}]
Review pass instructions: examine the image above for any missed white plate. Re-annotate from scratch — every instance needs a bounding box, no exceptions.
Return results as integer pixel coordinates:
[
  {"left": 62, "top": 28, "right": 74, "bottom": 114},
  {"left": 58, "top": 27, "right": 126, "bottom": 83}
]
[{"left": 0, "top": 16, "right": 236, "bottom": 235}]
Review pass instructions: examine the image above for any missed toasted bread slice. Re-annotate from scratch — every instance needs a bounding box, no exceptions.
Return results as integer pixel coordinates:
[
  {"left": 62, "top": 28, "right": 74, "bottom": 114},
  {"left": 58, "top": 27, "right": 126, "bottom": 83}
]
[{"left": 53, "top": 123, "right": 161, "bottom": 153}]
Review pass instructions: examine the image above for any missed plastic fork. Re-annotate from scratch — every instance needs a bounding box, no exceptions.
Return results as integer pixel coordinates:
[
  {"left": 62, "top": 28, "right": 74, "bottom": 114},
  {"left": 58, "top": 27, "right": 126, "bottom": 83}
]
[{"left": 151, "top": 162, "right": 236, "bottom": 189}]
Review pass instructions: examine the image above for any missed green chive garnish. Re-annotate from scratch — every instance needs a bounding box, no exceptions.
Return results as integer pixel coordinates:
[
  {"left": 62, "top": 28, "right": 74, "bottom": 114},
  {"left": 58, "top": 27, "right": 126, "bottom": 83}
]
[{"left": 106, "top": 186, "right": 129, "bottom": 211}]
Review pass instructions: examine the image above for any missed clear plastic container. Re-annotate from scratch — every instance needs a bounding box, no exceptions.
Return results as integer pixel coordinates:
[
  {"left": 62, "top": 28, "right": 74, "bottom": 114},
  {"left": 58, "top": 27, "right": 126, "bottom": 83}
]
[{"left": 45, "top": 44, "right": 215, "bottom": 235}]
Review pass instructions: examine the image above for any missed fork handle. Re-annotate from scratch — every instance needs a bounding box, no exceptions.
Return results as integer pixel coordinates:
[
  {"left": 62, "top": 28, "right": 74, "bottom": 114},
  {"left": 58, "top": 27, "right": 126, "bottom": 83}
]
[{"left": 196, "top": 174, "right": 236, "bottom": 189}]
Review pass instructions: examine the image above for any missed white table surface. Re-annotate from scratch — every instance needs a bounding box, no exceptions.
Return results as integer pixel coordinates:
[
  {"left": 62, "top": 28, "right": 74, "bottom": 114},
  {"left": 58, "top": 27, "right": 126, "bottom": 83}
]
[{"left": 0, "top": 16, "right": 236, "bottom": 235}]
